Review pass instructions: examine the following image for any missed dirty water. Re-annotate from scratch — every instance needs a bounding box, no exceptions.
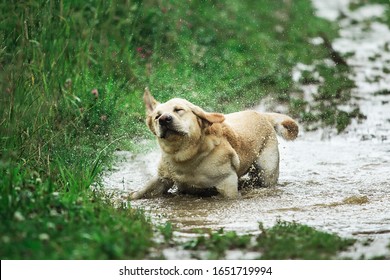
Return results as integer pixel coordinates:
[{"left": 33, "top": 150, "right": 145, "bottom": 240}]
[
  {"left": 103, "top": 0, "right": 390, "bottom": 259},
  {"left": 103, "top": 136, "right": 390, "bottom": 259}
]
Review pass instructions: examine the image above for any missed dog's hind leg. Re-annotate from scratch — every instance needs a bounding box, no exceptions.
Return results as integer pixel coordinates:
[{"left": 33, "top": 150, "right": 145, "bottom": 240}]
[{"left": 252, "top": 136, "right": 280, "bottom": 187}]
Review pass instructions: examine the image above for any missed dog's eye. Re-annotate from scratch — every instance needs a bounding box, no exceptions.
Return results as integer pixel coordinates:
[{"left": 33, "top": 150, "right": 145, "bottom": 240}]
[
  {"left": 174, "top": 108, "right": 184, "bottom": 113},
  {"left": 155, "top": 114, "right": 161, "bottom": 120}
]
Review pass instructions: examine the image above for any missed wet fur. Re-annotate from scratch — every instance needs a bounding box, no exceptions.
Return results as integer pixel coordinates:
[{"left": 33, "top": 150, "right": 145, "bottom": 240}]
[{"left": 131, "top": 88, "right": 298, "bottom": 199}]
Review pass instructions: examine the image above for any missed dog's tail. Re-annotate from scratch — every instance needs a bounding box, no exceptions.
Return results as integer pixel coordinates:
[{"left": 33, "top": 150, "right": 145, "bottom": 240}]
[{"left": 263, "top": 113, "right": 299, "bottom": 141}]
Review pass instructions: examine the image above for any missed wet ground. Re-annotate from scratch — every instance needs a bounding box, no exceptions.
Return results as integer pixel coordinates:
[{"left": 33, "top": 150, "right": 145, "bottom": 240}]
[
  {"left": 103, "top": 135, "right": 390, "bottom": 259},
  {"left": 103, "top": 0, "right": 390, "bottom": 259}
]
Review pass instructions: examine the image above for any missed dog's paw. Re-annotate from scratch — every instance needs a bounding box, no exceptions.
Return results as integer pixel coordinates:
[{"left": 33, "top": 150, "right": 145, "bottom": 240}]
[{"left": 129, "top": 191, "right": 142, "bottom": 200}]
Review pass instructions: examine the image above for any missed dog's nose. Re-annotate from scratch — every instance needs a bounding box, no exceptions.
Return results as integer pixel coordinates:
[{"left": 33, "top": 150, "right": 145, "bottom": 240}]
[{"left": 159, "top": 114, "right": 173, "bottom": 126}]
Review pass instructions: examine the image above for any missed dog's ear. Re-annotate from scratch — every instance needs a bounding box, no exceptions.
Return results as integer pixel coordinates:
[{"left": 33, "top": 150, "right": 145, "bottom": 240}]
[
  {"left": 189, "top": 104, "right": 225, "bottom": 124},
  {"left": 143, "top": 87, "right": 159, "bottom": 114}
]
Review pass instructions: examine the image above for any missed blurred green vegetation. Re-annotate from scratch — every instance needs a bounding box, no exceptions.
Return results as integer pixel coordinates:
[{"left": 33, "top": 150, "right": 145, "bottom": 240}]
[{"left": 0, "top": 0, "right": 365, "bottom": 259}]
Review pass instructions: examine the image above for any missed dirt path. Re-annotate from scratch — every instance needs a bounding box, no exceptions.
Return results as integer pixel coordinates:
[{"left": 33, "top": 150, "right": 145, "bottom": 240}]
[{"left": 103, "top": 0, "right": 390, "bottom": 259}]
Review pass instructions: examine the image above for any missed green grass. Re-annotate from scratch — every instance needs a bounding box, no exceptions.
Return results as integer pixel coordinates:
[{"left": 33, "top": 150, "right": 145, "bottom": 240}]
[
  {"left": 0, "top": 160, "right": 153, "bottom": 259},
  {"left": 183, "top": 228, "right": 253, "bottom": 259},
  {"left": 180, "top": 221, "right": 355, "bottom": 260},
  {"left": 1, "top": 0, "right": 363, "bottom": 259},
  {"left": 256, "top": 221, "right": 355, "bottom": 259}
]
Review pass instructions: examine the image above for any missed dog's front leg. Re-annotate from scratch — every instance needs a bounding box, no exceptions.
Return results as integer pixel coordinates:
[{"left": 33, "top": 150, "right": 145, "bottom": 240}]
[
  {"left": 215, "top": 173, "right": 239, "bottom": 199},
  {"left": 130, "top": 176, "right": 173, "bottom": 199}
]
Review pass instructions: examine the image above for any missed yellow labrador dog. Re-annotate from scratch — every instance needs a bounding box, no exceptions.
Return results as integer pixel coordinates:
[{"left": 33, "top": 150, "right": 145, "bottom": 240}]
[{"left": 131, "top": 88, "right": 298, "bottom": 199}]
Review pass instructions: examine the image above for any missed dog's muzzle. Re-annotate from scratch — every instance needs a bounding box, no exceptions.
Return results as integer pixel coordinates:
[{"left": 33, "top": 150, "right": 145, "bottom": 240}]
[
  {"left": 157, "top": 113, "right": 177, "bottom": 139},
  {"left": 158, "top": 113, "right": 173, "bottom": 127}
]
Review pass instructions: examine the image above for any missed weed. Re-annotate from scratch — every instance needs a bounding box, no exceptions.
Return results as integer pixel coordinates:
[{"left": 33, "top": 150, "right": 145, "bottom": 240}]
[
  {"left": 256, "top": 221, "right": 356, "bottom": 259},
  {"left": 183, "top": 228, "right": 252, "bottom": 259},
  {"left": 181, "top": 221, "right": 355, "bottom": 259},
  {"left": 158, "top": 222, "right": 174, "bottom": 244}
]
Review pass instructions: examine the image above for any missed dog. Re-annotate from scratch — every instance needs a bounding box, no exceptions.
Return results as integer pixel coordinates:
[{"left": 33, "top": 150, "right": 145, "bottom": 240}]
[{"left": 130, "top": 88, "right": 298, "bottom": 199}]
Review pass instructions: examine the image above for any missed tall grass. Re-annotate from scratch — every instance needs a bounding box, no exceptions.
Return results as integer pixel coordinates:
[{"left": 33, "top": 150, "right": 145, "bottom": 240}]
[
  {"left": 0, "top": 0, "right": 152, "bottom": 259},
  {"left": 1, "top": 1, "right": 138, "bottom": 178}
]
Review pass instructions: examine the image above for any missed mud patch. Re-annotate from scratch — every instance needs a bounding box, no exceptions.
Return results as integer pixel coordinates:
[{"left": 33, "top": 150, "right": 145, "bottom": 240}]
[{"left": 314, "top": 195, "right": 369, "bottom": 208}]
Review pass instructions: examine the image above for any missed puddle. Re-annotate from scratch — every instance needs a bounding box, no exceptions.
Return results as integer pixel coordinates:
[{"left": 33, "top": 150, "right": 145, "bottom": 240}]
[
  {"left": 103, "top": 135, "right": 390, "bottom": 258},
  {"left": 103, "top": 138, "right": 390, "bottom": 235},
  {"left": 103, "top": 0, "right": 390, "bottom": 259}
]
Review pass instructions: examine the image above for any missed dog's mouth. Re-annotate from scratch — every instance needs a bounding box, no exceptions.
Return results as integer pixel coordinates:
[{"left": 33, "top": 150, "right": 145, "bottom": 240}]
[{"left": 158, "top": 125, "right": 186, "bottom": 139}]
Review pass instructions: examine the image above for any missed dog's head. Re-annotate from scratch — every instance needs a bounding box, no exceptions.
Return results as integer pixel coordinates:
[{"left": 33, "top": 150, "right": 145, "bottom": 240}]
[{"left": 143, "top": 88, "right": 225, "bottom": 141}]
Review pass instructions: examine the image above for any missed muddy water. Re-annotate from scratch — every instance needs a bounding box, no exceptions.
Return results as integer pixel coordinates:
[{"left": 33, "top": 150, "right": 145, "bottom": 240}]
[
  {"left": 103, "top": 135, "right": 390, "bottom": 258},
  {"left": 103, "top": 0, "right": 390, "bottom": 259},
  {"left": 105, "top": 137, "right": 390, "bottom": 238}
]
